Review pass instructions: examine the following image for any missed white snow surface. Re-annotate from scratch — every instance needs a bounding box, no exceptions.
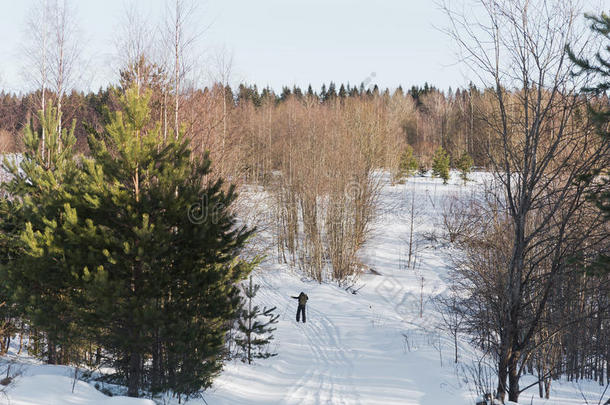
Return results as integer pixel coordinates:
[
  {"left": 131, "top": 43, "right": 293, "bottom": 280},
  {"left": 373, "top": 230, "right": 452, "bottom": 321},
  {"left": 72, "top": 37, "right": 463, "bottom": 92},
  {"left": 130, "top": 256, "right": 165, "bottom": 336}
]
[
  {"left": 0, "top": 361, "right": 154, "bottom": 405},
  {"left": 1, "top": 171, "right": 608, "bottom": 404}
]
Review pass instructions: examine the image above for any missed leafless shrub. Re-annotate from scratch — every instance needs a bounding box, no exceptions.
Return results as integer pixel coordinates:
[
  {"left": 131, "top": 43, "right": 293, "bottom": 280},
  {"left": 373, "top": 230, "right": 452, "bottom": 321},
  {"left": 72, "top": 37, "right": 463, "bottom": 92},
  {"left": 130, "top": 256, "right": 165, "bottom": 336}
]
[
  {"left": 434, "top": 293, "right": 466, "bottom": 364},
  {"left": 457, "top": 353, "right": 498, "bottom": 404},
  {"left": 266, "top": 97, "right": 391, "bottom": 283},
  {"left": 440, "top": 195, "right": 479, "bottom": 243}
]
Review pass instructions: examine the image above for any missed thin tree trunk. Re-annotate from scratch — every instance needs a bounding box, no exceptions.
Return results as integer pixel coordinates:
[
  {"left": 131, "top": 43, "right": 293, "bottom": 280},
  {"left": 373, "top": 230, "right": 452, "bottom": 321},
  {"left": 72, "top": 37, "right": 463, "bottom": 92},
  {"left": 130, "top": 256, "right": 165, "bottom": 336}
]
[
  {"left": 47, "top": 336, "right": 56, "bottom": 365},
  {"left": 496, "top": 344, "right": 508, "bottom": 402},
  {"left": 127, "top": 350, "right": 141, "bottom": 397},
  {"left": 508, "top": 349, "right": 520, "bottom": 403},
  {"left": 408, "top": 193, "right": 415, "bottom": 268}
]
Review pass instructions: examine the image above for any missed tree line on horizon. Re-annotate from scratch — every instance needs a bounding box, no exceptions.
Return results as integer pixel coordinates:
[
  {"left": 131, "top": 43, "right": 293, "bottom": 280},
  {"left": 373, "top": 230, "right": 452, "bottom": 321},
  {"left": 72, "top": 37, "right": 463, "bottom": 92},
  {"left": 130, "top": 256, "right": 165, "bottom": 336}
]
[{"left": 0, "top": 78, "right": 552, "bottom": 173}]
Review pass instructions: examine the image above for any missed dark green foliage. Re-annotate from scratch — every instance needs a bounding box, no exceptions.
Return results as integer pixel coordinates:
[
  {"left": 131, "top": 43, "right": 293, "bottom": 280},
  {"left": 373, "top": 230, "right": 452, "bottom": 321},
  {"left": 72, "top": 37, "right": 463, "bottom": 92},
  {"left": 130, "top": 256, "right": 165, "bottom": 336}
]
[
  {"left": 235, "top": 276, "right": 279, "bottom": 365},
  {"left": 372, "top": 84, "right": 379, "bottom": 97},
  {"left": 78, "top": 87, "right": 257, "bottom": 398},
  {"left": 320, "top": 84, "right": 327, "bottom": 102},
  {"left": 260, "top": 87, "right": 275, "bottom": 103},
  {"left": 307, "top": 84, "right": 315, "bottom": 98},
  {"left": 292, "top": 85, "right": 303, "bottom": 100},
  {"left": 408, "top": 82, "right": 436, "bottom": 106},
  {"left": 395, "top": 145, "right": 418, "bottom": 183},
  {"left": 0, "top": 197, "right": 21, "bottom": 350},
  {"left": 456, "top": 152, "right": 473, "bottom": 184},
  {"left": 237, "top": 84, "right": 261, "bottom": 107},
  {"left": 1, "top": 104, "right": 85, "bottom": 365},
  {"left": 280, "top": 86, "right": 292, "bottom": 102},
  {"left": 431, "top": 146, "right": 450, "bottom": 184},
  {"left": 324, "top": 82, "right": 337, "bottom": 102},
  {"left": 1, "top": 87, "right": 258, "bottom": 398}
]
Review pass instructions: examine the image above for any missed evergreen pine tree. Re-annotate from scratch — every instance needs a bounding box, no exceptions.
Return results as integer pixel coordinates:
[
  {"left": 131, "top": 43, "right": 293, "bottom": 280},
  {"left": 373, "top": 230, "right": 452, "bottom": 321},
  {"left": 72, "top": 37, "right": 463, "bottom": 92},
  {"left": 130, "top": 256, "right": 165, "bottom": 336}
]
[
  {"left": 307, "top": 84, "right": 315, "bottom": 98},
  {"left": 74, "top": 86, "right": 256, "bottom": 398},
  {"left": 456, "top": 152, "right": 474, "bottom": 184},
  {"left": 224, "top": 85, "right": 234, "bottom": 107},
  {"left": 320, "top": 84, "right": 327, "bottom": 102},
  {"left": 395, "top": 145, "right": 418, "bottom": 183},
  {"left": 1, "top": 105, "right": 85, "bottom": 365},
  {"left": 236, "top": 84, "right": 249, "bottom": 105},
  {"left": 235, "top": 276, "right": 279, "bottom": 365},
  {"left": 280, "top": 86, "right": 291, "bottom": 102},
  {"left": 292, "top": 85, "right": 303, "bottom": 100},
  {"left": 338, "top": 84, "right": 347, "bottom": 99},
  {"left": 0, "top": 197, "right": 21, "bottom": 353},
  {"left": 261, "top": 86, "right": 274, "bottom": 103},
  {"left": 251, "top": 84, "right": 261, "bottom": 107},
  {"left": 431, "top": 146, "right": 450, "bottom": 184},
  {"left": 325, "top": 82, "right": 337, "bottom": 102}
]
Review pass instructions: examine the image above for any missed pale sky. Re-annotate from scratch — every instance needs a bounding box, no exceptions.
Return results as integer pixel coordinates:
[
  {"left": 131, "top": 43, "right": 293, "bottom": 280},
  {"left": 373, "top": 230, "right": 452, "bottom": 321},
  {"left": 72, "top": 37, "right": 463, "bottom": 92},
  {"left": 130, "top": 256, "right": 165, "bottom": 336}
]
[{"left": 0, "top": 0, "right": 607, "bottom": 94}]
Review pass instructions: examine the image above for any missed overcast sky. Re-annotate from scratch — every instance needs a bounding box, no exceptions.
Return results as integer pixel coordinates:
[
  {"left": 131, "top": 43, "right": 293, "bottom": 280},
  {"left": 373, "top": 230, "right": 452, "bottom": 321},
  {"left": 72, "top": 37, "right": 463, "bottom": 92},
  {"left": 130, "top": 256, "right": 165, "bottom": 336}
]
[{"left": 0, "top": 0, "right": 607, "bottom": 94}]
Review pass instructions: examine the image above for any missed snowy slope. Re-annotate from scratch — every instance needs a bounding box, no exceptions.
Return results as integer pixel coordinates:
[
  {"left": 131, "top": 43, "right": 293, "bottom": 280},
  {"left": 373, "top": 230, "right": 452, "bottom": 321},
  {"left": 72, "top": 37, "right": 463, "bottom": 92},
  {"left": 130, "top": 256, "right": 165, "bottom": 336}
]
[
  {"left": 0, "top": 361, "right": 154, "bottom": 405},
  {"left": 1, "top": 171, "right": 607, "bottom": 404},
  {"left": 204, "top": 172, "right": 609, "bottom": 405}
]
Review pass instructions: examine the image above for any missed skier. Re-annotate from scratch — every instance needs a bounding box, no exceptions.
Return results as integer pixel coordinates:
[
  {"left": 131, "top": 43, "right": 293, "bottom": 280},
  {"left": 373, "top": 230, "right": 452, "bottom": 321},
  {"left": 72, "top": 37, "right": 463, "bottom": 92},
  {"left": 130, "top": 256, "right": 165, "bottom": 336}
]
[{"left": 291, "top": 292, "right": 308, "bottom": 323}]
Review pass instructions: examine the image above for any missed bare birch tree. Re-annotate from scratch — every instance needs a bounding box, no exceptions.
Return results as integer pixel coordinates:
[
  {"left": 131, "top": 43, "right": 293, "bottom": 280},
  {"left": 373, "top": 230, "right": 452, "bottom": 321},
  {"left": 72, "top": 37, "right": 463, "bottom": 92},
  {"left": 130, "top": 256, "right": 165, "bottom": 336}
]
[
  {"left": 22, "top": 0, "right": 51, "bottom": 163},
  {"left": 442, "top": 0, "right": 609, "bottom": 402},
  {"left": 48, "top": 0, "right": 82, "bottom": 138},
  {"left": 163, "top": 0, "right": 200, "bottom": 140},
  {"left": 113, "top": 2, "right": 156, "bottom": 96},
  {"left": 212, "top": 47, "right": 234, "bottom": 175}
]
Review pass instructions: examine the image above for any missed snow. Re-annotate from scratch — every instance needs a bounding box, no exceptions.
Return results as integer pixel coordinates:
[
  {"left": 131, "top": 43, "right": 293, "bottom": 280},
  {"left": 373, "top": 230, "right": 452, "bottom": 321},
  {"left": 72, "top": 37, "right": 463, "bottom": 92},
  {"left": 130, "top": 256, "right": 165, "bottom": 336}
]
[
  {"left": 8, "top": 374, "right": 153, "bottom": 405},
  {"left": 204, "top": 172, "right": 479, "bottom": 405},
  {"left": 0, "top": 362, "right": 154, "bottom": 405},
  {"left": 1, "top": 170, "right": 608, "bottom": 404}
]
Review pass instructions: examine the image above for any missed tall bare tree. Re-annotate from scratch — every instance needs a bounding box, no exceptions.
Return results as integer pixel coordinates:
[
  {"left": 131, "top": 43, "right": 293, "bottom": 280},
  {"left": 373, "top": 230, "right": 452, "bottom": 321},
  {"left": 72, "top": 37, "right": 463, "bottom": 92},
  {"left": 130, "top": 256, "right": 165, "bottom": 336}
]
[
  {"left": 163, "top": 0, "right": 200, "bottom": 139},
  {"left": 443, "top": 0, "right": 609, "bottom": 402},
  {"left": 48, "top": 0, "right": 81, "bottom": 138},
  {"left": 212, "top": 47, "right": 234, "bottom": 175},
  {"left": 22, "top": 0, "right": 51, "bottom": 162},
  {"left": 113, "top": 2, "right": 156, "bottom": 96}
]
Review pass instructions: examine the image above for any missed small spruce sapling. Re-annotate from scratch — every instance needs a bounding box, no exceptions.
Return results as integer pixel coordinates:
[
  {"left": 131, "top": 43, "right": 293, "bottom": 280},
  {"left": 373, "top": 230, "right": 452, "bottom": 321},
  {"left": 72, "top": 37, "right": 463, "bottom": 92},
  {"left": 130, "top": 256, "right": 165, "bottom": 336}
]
[
  {"left": 432, "top": 146, "right": 450, "bottom": 184},
  {"left": 456, "top": 152, "right": 474, "bottom": 184},
  {"left": 236, "top": 276, "right": 279, "bottom": 364},
  {"left": 395, "top": 145, "right": 418, "bottom": 184}
]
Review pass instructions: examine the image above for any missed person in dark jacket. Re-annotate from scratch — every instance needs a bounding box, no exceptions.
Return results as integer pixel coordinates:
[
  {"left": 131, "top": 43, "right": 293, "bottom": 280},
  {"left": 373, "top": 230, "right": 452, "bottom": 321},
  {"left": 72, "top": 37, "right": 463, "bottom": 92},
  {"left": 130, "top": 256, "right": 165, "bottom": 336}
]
[{"left": 291, "top": 292, "right": 308, "bottom": 323}]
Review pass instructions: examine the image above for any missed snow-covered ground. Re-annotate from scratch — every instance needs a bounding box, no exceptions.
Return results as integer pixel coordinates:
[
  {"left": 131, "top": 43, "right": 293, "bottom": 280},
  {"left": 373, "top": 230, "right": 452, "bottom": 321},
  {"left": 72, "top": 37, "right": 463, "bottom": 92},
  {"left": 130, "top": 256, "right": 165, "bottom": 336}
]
[{"left": 1, "top": 171, "right": 608, "bottom": 404}]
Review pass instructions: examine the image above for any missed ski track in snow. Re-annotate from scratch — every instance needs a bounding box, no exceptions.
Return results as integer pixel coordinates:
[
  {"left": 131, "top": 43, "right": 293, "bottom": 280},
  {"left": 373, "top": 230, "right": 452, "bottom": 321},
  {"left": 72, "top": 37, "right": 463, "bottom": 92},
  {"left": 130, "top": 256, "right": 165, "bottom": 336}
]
[
  {"left": 204, "top": 172, "right": 609, "bottom": 405},
  {"left": 205, "top": 173, "right": 485, "bottom": 405},
  {"left": 281, "top": 306, "right": 361, "bottom": 405}
]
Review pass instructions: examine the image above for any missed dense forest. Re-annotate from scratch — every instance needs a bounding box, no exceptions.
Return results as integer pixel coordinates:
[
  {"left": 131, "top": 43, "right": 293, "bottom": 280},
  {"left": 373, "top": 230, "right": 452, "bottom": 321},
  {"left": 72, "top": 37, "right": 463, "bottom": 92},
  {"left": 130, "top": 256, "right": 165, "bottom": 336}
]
[{"left": 0, "top": 80, "right": 496, "bottom": 168}]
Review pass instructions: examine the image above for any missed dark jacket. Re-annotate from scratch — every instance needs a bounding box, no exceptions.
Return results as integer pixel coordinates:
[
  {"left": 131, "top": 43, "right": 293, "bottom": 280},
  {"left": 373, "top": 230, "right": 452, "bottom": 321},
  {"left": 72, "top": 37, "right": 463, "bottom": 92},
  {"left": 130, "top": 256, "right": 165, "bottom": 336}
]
[{"left": 292, "top": 292, "right": 308, "bottom": 306}]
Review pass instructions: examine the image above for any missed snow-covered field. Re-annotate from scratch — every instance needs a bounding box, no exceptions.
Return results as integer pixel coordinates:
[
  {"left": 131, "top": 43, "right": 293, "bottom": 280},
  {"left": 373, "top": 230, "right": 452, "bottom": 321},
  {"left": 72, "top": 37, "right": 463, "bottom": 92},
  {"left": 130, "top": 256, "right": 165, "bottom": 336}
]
[{"left": 1, "top": 172, "right": 607, "bottom": 404}]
